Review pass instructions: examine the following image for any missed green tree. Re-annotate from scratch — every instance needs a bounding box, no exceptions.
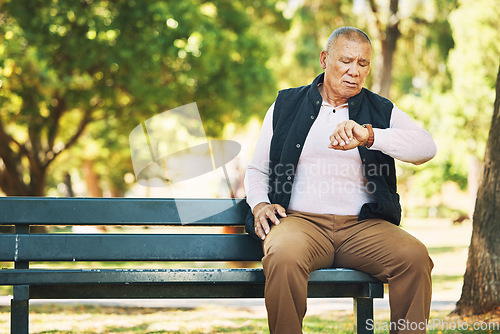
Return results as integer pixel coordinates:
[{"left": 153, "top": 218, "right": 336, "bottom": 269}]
[
  {"left": 399, "top": 0, "right": 500, "bottom": 204},
  {"left": 274, "top": 0, "right": 354, "bottom": 89},
  {"left": 384, "top": 0, "right": 459, "bottom": 201},
  {"left": 0, "top": 0, "right": 288, "bottom": 196}
]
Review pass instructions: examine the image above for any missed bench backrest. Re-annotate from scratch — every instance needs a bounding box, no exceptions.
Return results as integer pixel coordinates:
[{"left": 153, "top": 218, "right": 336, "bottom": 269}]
[
  {"left": 0, "top": 197, "right": 248, "bottom": 225},
  {"left": 0, "top": 197, "right": 263, "bottom": 262}
]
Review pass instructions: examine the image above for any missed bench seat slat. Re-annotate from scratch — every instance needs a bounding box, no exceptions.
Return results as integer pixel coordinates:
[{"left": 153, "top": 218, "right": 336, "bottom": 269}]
[
  {"left": 0, "top": 234, "right": 264, "bottom": 261},
  {"left": 0, "top": 268, "right": 382, "bottom": 285},
  {"left": 0, "top": 268, "right": 384, "bottom": 299}
]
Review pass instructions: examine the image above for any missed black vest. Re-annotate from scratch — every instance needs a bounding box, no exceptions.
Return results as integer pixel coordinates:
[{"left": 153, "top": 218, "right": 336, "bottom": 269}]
[{"left": 245, "top": 73, "right": 401, "bottom": 239}]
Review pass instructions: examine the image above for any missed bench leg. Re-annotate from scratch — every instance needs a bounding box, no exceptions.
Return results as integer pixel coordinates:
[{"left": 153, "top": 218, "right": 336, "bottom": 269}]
[
  {"left": 11, "top": 286, "right": 29, "bottom": 334},
  {"left": 353, "top": 297, "right": 374, "bottom": 334}
]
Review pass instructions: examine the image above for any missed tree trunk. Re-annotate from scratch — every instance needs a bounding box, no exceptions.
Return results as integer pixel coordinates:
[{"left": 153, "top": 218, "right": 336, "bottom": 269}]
[
  {"left": 453, "top": 63, "right": 500, "bottom": 315},
  {"left": 0, "top": 97, "right": 90, "bottom": 197},
  {"left": 369, "top": 0, "right": 400, "bottom": 99},
  {"left": 83, "top": 159, "right": 103, "bottom": 197},
  {"left": 0, "top": 152, "right": 46, "bottom": 196},
  {"left": 378, "top": 18, "right": 399, "bottom": 98},
  {"left": 64, "top": 173, "right": 75, "bottom": 197}
]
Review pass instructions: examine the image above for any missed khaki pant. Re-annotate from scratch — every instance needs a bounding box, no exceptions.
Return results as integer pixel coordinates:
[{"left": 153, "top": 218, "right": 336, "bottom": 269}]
[{"left": 262, "top": 211, "right": 433, "bottom": 334}]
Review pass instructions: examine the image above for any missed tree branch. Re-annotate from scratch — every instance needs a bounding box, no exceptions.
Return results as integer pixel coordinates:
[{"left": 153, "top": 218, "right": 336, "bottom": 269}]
[
  {"left": 388, "top": 0, "right": 400, "bottom": 28},
  {"left": 43, "top": 110, "right": 93, "bottom": 169},
  {"left": 0, "top": 116, "right": 31, "bottom": 162},
  {"left": 367, "top": 0, "right": 384, "bottom": 36},
  {"left": 47, "top": 94, "right": 66, "bottom": 150}
]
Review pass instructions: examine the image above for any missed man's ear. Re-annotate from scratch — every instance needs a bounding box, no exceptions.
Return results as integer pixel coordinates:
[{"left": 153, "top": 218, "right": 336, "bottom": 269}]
[{"left": 319, "top": 50, "right": 328, "bottom": 70}]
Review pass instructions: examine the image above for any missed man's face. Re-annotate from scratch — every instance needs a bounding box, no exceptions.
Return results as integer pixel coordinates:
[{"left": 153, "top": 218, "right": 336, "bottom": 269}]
[{"left": 320, "top": 36, "right": 371, "bottom": 102}]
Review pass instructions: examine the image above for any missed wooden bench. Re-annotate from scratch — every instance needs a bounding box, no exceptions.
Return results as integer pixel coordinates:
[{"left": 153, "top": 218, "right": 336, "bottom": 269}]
[{"left": 0, "top": 197, "right": 384, "bottom": 333}]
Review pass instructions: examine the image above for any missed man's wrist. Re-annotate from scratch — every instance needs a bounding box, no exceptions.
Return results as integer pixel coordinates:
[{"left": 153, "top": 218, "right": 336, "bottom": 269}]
[
  {"left": 362, "top": 124, "right": 374, "bottom": 148},
  {"left": 253, "top": 202, "right": 270, "bottom": 216}
]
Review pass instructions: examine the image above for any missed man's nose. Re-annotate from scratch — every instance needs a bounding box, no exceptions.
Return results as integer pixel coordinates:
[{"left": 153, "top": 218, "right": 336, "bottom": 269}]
[{"left": 347, "top": 62, "right": 359, "bottom": 76}]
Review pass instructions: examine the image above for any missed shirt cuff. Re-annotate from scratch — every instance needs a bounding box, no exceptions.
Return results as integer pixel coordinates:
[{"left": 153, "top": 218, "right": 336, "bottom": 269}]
[
  {"left": 246, "top": 195, "right": 271, "bottom": 213},
  {"left": 369, "top": 128, "right": 386, "bottom": 151}
]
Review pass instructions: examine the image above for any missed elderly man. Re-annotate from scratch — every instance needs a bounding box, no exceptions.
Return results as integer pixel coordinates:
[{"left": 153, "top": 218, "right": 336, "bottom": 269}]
[{"left": 244, "top": 26, "right": 436, "bottom": 334}]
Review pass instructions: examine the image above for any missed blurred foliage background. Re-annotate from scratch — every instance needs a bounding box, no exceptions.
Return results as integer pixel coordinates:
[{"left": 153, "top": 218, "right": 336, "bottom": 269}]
[{"left": 0, "top": 0, "right": 499, "bottom": 219}]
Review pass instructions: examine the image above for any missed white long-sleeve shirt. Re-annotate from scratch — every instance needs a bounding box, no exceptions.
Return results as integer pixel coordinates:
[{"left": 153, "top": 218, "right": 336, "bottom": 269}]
[{"left": 244, "top": 101, "right": 436, "bottom": 215}]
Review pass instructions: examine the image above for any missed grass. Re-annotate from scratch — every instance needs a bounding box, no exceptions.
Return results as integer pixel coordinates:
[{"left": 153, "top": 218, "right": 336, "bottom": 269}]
[{"left": 0, "top": 304, "right": 499, "bottom": 333}]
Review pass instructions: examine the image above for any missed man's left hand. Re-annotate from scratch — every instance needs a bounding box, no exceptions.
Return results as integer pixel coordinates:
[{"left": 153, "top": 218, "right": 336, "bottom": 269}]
[{"left": 329, "top": 120, "right": 369, "bottom": 150}]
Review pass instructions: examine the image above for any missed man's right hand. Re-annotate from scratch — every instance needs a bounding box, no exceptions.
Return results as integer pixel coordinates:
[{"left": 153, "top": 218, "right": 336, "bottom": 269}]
[{"left": 252, "top": 202, "right": 287, "bottom": 240}]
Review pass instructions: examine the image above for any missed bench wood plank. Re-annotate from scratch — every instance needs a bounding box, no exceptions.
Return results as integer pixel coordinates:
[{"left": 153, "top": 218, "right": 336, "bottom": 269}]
[
  {"left": 0, "top": 268, "right": 383, "bottom": 286},
  {"left": 0, "top": 234, "right": 264, "bottom": 261},
  {"left": 0, "top": 197, "right": 248, "bottom": 225}
]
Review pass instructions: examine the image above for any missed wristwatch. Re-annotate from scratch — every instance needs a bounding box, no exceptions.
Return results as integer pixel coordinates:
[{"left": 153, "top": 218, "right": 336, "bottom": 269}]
[{"left": 362, "top": 124, "right": 374, "bottom": 148}]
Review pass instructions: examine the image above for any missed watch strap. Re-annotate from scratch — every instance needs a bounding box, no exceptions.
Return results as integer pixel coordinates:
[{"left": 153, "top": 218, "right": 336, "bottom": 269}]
[{"left": 362, "top": 124, "right": 374, "bottom": 148}]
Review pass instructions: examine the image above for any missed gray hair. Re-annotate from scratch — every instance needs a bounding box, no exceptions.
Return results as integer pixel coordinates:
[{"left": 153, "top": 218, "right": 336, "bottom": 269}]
[{"left": 325, "top": 26, "right": 372, "bottom": 53}]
